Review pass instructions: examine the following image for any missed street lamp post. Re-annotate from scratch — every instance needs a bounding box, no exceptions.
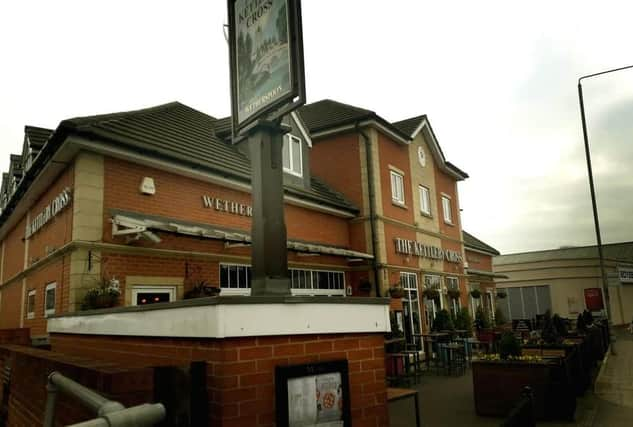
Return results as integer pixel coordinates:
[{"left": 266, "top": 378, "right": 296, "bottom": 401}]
[{"left": 578, "top": 64, "right": 633, "bottom": 355}]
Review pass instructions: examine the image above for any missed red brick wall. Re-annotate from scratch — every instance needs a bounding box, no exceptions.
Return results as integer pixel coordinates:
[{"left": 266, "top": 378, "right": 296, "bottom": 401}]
[
  {"left": 2, "top": 218, "right": 26, "bottom": 284},
  {"left": 50, "top": 332, "right": 389, "bottom": 427},
  {"left": 23, "top": 257, "right": 68, "bottom": 336},
  {"left": 383, "top": 222, "right": 417, "bottom": 267},
  {"left": 26, "top": 167, "right": 74, "bottom": 264},
  {"left": 0, "top": 344, "right": 153, "bottom": 426},
  {"left": 310, "top": 133, "right": 363, "bottom": 210},
  {"left": 0, "top": 282, "right": 23, "bottom": 330},
  {"left": 434, "top": 169, "right": 461, "bottom": 239},
  {"left": 378, "top": 133, "right": 414, "bottom": 224},
  {"left": 103, "top": 157, "right": 351, "bottom": 248},
  {"left": 466, "top": 248, "right": 493, "bottom": 271}
]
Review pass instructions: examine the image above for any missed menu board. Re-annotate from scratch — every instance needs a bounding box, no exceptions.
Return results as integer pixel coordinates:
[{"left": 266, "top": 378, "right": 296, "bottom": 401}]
[{"left": 276, "top": 360, "right": 350, "bottom": 427}]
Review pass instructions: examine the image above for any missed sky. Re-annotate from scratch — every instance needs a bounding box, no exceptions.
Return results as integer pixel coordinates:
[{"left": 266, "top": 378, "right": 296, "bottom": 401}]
[{"left": 0, "top": 0, "right": 632, "bottom": 254}]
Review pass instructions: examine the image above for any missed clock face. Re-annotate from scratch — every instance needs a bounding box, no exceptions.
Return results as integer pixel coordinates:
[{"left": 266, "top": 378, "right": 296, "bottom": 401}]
[{"left": 418, "top": 146, "right": 426, "bottom": 167}]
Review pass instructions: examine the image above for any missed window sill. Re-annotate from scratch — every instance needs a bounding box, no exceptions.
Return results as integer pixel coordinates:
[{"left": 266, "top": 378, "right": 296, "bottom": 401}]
[
  {"left": 420, "top": 211, "right": 433, "bottom": 219},
  {"left": 392, "top": 201, "right": 408, "bottom": 210},
  {"left": 26, "top": 314, "right": 35, "bottom": 320},
  {"left": 444, "top": 220, "right": 455, "bottom": 227}
]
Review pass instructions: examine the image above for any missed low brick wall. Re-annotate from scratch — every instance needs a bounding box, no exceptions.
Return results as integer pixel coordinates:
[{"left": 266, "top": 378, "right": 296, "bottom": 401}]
[
  {"left": 0, "top": 329, "right": 30, "bottom": 346},
  {"left": 0, "top": 344, "right": 153, "bottom": 426},
  {"left": 51, "top": 332, "right": 389, "bottom": 427}
]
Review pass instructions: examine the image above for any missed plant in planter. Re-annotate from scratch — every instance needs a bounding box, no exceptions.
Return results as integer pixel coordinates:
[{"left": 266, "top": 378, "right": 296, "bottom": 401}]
[
  {"left": 184, "top": 281, "right": 221, "bottom": 299},
  {"left": 432, "top": 309, "right": 455, "bottom": 332},
  {"left": 496, "top": 290, "right": 507, "bottom": 299},
  {"left": 358, "top": 279, "right": 372, "bottom": 293},
  {"left": 494, "top": 307, "right": 507, "bottom": 326},
  {"left": 422, "top": 287, "right": 440, "bottom": 300},
  {"left": 498, "top": 332, "right": 522, "bottom": 360},
  {"left": 576, "top": 312, "right": 587, "bottom": 333},
  {"left": 388, "top": 286, "right": 405, "bottom": 298},
  {"left": 475, "top": 305, "right": 490, "bottom": 330},
  {"left": 541, "top": 310, "right": 563, "bottom": 345},
  {"left": 82, "top": 277, "right": 121, "bottom": 310},
  {"left": 470, "top": 289, "right": 482, "bottom": 299},
  {"left": 453, "top": 307, "right": 473, "bottom": 332},
  {"left": 447, "top": 288, "right": 461, "bottom": 300}
]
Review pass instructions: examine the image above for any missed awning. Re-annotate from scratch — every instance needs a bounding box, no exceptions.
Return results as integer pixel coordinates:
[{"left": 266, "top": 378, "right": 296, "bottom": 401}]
[
  {"left": 466, "top": 268, "right": 509, "bottom": 279},
  {"left": 111, "top": 213, "right": 373, "bottom": 260}
]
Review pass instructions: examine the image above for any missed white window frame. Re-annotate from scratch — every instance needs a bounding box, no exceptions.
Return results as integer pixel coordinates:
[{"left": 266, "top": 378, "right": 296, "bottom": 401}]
[
  {"left": 419, "top": 185, "right": 431, "bottom": 216},
  {"left": 424, "top": 274, "right": 442, "bottom": 310},
  {"left": 26, "top": 289, "right": 36, "bottom": 319},
  {"left": 44, "top": 282, "right": 57, "bottom": 317},
  {"left": 390, "top": 171, "right": 405, "bottom": 205},
  {"left": 290, "top": 268, "right": 345, "bottom": 296},
  {"left": 131, "top": 285, "right": 176, "bottom": 306},
  {"left": 442, "top": 195, "right": 453, "bottom": 224},
  {"left": 400, "top": 272, "right": 422, "bottom": 346},
  {"left": 219, "top": 263, "right": 252, "bottom": 296},
  {"left": 283, "top": 134, "right": 303, "bottom": 177}
]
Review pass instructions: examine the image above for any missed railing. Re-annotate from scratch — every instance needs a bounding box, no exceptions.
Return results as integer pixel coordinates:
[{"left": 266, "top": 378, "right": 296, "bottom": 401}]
[
  {"left": 499, "top": 386, "right": 535, "bottom": 427},
  {"left": 44, "top": 371, "right": 165, "bottom": 427}
]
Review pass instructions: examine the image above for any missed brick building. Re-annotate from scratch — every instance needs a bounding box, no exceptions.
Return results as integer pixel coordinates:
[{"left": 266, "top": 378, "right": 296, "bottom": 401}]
[{"left": 0, "top": 100, "right": 470, "bottom": 349}]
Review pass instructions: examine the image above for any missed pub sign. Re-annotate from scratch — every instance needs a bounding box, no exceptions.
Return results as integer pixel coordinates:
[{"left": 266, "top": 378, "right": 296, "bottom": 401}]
[{"left": 228, "top": 0, "right": 306, "bottom": 136}]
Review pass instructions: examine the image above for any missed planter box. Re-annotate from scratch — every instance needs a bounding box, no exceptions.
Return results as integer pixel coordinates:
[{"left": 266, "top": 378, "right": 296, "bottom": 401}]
[{"left": 472, "top": 359, "right": 576, "bottom": 420}]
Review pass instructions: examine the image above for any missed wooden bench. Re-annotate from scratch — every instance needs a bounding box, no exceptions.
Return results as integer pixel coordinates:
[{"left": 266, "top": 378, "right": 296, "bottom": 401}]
[{"left": 387, "top": 387, "right": 421, "bottom": 427}]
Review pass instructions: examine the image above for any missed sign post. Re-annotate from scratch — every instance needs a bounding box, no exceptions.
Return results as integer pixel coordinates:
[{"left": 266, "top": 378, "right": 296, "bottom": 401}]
[{"left": 228, "top": 0, "right": 305, "bottom": 295}]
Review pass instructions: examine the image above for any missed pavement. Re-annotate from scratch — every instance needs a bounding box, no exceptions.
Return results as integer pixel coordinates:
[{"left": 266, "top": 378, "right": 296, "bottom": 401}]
[{"left": 388, "top": 328, "right": 633, "bottom": 427}]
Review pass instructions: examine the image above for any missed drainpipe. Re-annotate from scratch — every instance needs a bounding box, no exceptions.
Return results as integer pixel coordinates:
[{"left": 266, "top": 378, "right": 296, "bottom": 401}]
[{"left": 357, "top": 124, "right": 381, "bottom": 297}]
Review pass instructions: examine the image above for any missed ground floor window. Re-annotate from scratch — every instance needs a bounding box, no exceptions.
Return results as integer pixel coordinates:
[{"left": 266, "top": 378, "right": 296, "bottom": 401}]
[
  {"left": 470, "top": 283, "right": 481, "bottom": 318},
  {"left": 220, "top": 264, "right": 251, "bottom": 295},
  {"left": 45, "top": 282, "right": 56, "bottom": 317},
  {"left": 446, "top": 276, "right": 460, "bottom": 315},
  {"left": 401, "top": 272, "right": 421, "bottom": 346},
  {"left": 496, "top": 285, "right": 552, "bottom": 320},
  {"left": 26, "top": 289, "right": 36, "bottom": 319},
  {"left": 219, "top": 264, "right": 345, "bottom": 296},
  {"left": 132, "top": 286, "right": 176, "bottom": 306}
]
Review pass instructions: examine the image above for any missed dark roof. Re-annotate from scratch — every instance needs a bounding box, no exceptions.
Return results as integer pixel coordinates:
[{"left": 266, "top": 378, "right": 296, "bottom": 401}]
[
  {"left": 24, "top": 126, "right": 53, "bottom": 150},
  {"left": 8, "top": 155, "right": 23, "bottom": 177},
  {"left": 463, "top": 231, "right": 500, "bottom": 256},
  {"left": 494, "top": 241, "right": 633, "bottom": 265},
  {"left": 62, "top": 102, "right": 357, "bottom": 213},
  {"left": 297, "top": 99, "right": 411, "bottom": 142},
  {"left": 392, "top": 115, "right": 426, "bottom": 137},
  {"left": 0, "top": 173, "right": 8, "bottom": 194}
]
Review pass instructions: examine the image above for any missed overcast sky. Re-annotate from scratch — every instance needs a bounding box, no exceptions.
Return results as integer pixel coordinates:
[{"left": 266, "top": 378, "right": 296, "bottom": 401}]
[{"left": 1, "top": 0, "right": 632, "bottom": 254}]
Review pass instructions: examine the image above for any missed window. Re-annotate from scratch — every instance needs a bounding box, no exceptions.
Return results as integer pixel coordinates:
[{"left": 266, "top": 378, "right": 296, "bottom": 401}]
[
  {"left": 446, "top": 277, "right": 459, "bottom": 315},
  {"left": 282, "top": 134, "right": 303, "bottom": 177},
  {"left": 442, "top": 195, "right": 452, "bottom": 224},
  {"left": 44, "top": 282, "right": 56, "bottom": 317},
  {"left": 290, "top": 269, "right": 345, "bottom": 296},
  {"left": 220, "top": 264, "right": 252, "bottom": 295},
  {"left": 400, "top": 272, "right": 421, "bottom": 345},
  {"left": 419, "top": 185, "right": 431, "bottom": 216},
  {"left": 390, "top": 171, "right": 405, "bottom": 204},
  {"left": 26, "top": 289, "right": 36, "bottom": 319},
  {"left": 132, "top": 286, "right": 176, "bottom": 306}
]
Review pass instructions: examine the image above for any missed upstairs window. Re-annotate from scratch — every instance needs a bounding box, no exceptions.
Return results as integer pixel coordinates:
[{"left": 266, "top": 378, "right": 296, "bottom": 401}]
[
  {"left": 442, "top": 195, "right": 453, "bottom": 224},
  {"left": 282, "top": 134, "right": 303, "bottom": 177},
  {"left": 26, "top": 289, "right": 36, "bottom": 319},
  {"left": 390, "top": 171, "right": 405, "bottom": 205},
  {"left": 45, "top": 282, "right": 57, "bottom": 317},
  {"left": 419, "top": 185, "right": 431, "bottom": 216}
]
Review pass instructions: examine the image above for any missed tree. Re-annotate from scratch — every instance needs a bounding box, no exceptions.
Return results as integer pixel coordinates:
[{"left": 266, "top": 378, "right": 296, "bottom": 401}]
[
  {"left": 453, "top": 307, "right": 473, "bottom": 332},
  {"left": 475, "top": 306, "right": 490, "bottom": 330},
  {"left": 432, "top": 309, "right": 455, "bottom": 332},
  {"left": 494, "top": 307, "right": 506, "bottom": 326}
]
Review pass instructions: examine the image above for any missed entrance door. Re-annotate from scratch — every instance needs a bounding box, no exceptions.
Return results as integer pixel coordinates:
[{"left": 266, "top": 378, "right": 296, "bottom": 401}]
[{"left": 401, "top": 272, "right": 421, "bottom": 347}]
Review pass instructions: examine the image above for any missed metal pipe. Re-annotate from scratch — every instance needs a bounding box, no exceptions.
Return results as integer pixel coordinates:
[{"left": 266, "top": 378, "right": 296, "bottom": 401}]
[
  {"left": 43, "top": 381, "right": 58, "bottom": 427},
  {"left": 48, "top": 372, "right": 125, "bottom": 415},
  {"left": 67, "top": 403, "right": 166, "bottom": 427},
  {"left": 358, "top": 125, "right": 381, "bottom": 297},
  {"left": 577, "top": 64, "right": 633, "bottom": 355}
]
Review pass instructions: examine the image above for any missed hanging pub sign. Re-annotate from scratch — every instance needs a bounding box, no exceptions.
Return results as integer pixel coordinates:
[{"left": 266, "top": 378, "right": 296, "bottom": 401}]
[{"left": 228, "top": 0, "right": 306, "bottom": 136}]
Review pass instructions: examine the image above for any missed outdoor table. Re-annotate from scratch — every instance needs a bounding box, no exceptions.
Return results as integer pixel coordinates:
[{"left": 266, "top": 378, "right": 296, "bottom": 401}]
[
  {"left": 420, "top": 333, "right": 449, "bottom": 369},
  {"left": 441, "top": 342, "right": 466, "bottom": 376},
  {"left": 387, "top": 387, "right": 421, "bottom": 427}
]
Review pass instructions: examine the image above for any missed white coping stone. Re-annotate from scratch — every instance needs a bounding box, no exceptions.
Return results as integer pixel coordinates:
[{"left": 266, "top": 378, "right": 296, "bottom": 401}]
[{"left": 47, "top": 303, "right": 391, "bottom": 338}]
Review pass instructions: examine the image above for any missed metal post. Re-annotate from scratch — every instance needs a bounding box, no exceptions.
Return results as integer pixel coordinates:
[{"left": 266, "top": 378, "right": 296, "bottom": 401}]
[
  {"left": 248, "top": 120, "right": 292, "bottom": 295},
  {"left": 577, "top": 64, "right": 633, "bottom": 355}
]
